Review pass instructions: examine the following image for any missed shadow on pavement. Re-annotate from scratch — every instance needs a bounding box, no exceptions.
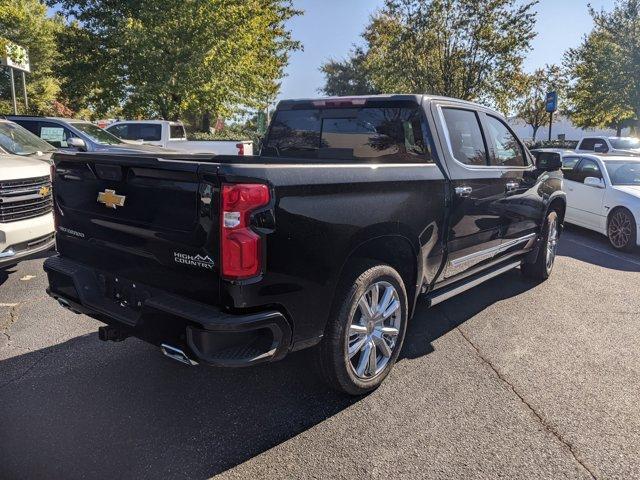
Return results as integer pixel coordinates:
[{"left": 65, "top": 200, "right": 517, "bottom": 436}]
[
  {"left": 402, "top": 269, "right": 536, "bottom": 359},
  {"left": 558, "top": 224, "right": 640, "bottom": 272},
  {"left": 0, "top": 270, "right": 535, "bottom": 480}
]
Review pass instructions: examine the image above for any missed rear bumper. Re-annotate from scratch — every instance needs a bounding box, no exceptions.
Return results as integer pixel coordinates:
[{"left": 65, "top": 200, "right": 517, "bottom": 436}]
[{"left": 44, "top": 256, "right": 292, "bottom": 367}]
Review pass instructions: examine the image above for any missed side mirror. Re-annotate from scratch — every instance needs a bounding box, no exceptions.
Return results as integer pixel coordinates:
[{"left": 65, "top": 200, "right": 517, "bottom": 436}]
[
  {"left": 594, "top": 143, "right": 608, "bottom": 153},
  {"left": 536, "top": 152, "right": 562, "bottom": 171},
  {"left": 584, "top": 176, "right": 605, "bottom": 189},
  {"left": 66, "top": 137, "right": 87, "bottom": 151}
]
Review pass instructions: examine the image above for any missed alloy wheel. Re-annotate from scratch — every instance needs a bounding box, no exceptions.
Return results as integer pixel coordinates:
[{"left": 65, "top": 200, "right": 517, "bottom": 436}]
[
  {"left": 609, "top": 211, "right": 632, "bottom": 249},
  {"left": 346, "top": 281, "right": 402, "bottom": 380},
  {"left": 546, "top": 217, "right": 558, "bottom": 272}
]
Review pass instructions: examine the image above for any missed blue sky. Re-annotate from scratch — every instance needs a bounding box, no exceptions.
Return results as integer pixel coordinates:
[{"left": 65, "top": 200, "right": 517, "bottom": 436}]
[{"left": 278, "top": 0, "right": 614, "bottom": 100}]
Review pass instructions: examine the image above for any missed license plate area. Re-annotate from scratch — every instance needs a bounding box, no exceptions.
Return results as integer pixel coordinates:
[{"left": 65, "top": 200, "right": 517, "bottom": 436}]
[{"left": 97, "top": 273, "right": 146, "bottom": 312}]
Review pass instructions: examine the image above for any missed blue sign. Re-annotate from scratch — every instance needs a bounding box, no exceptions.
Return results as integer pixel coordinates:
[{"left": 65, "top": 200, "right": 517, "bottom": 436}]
[{"left": 545, "top": 91, "right": 558, "bottom": 113}]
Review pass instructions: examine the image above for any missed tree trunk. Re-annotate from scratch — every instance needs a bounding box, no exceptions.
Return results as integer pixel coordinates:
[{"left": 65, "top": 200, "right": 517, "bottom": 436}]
[
  {"left": 532, "top": 125, "right": 539, "bottom": 141},
  {"left": 201, "top": 111, "right": 211, "bottom": 133},
  {"left": 616, "top": 122, "right": 622, "bottom": 137}
]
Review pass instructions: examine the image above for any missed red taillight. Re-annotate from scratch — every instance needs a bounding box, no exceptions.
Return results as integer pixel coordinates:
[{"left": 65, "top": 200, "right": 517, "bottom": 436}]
[
  {"left": 236, "top": 143, "right": 245, "bottom": 156},
  {"left": 220, "top": 183, "right": 270, "bottom": 280}
]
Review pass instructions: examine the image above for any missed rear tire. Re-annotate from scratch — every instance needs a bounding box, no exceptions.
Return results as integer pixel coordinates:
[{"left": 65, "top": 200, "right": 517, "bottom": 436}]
[
  {"left": 317, "top": 262, "right": 408, "bottom": 396},
  {"left": 607, "top": 208, "right": 637, "bottom": 252},
  {"left": 522, "top": 210, "right": 559, "bottom": 281}
]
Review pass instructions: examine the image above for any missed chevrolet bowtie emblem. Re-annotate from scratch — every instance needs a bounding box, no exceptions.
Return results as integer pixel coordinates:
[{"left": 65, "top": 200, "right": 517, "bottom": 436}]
[
  {"left": 97, "top": 189, "right": 126, "bottom": 209},
  {"left": 38, "top": 185, "right": 51, "bottom": 198}
]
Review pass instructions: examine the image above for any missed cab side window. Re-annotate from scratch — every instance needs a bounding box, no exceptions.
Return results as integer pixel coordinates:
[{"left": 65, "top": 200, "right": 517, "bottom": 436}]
[
  {"left": 441, "top": 108, "right": 488, "bottom": 166},
  {"left": 485, "top": 115, "right": 527, "bottom": 167}
]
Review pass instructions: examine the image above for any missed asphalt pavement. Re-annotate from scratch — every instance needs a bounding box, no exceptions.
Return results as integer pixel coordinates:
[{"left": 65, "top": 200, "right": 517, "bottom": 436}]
[{"left": 0, "top": 225, "right": 638, "bottom": 479}]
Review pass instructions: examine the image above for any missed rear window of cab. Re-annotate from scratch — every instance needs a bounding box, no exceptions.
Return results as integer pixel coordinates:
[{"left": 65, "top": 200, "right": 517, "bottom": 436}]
[{"left": 262, "top": 106, "right": 430, "bottom": 162}]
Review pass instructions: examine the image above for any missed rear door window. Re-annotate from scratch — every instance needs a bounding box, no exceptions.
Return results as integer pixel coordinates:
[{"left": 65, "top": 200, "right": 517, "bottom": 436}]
[
  {"left": 138, "top": 124, "right": 162, "bottom": 141},
  {"left": 441, "top": 108, "right": 488, "bottom": 166},
  {"left": 170, "top": 124, "right": 186, "bottom": 139}
]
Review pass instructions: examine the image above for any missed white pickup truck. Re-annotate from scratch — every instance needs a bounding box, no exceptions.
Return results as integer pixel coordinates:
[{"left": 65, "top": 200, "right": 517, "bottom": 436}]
[
  {"left": 575, "top": 136, "right": 640, "bottom": 156},
  {"left": 105, "top": 120, "right": 253, "bottom": 155}
]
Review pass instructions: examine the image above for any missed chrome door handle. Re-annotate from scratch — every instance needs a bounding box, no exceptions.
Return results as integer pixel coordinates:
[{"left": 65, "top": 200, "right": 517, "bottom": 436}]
[
  {"left": 505, "top": 182, "right": 519, "bottom": 192},
  {"left": 455, "top": 186, "right": 473, "bottom": 197}
]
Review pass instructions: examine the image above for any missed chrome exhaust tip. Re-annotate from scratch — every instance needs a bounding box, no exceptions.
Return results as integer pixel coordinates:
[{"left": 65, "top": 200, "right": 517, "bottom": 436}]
[{"left": 160, "top": 343, "right": 198, "bottom": 366}]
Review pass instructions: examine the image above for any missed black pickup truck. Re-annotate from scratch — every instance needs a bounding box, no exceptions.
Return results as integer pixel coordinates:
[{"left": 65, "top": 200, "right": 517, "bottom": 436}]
[{"left": 44, "top": 95, "right": 565, "bottom": 395}]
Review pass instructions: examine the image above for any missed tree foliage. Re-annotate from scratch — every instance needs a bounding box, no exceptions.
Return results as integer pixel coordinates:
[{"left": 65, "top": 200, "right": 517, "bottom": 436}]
[
  {"left": 0, "top": 0, "right": 63, "bottom": 115},
  {"left": 513, "top": 65, "right": 564, "bottom": 140},
  {"left": 53, "top": 0, "right": 301, "bottom": 126},
  {"left": 319, "top": 48, "right": 377, "bottom": 96},
  {"left": 320, "top": 0, "right": 537, "bottom": 111},
  {"left": 564, "top": 0, "right": 640, "bottom": 135}
]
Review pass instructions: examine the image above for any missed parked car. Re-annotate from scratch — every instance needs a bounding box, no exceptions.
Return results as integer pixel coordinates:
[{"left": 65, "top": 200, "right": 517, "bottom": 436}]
[
  {"left": 105, "top": 120, "right": 253, "bottom": 155},
  {"left": 0, "top": 119, "right": 56, "bottom": 164},
  {"left": 6, "top": 116, "right": 170, "bottom": 154},
  {"left": 557, "top": 152, "right": 640, "bottom": 251},
  {"left": 0, "top": 151, "right": 54, "bottom": 268},
  {"left": 575, "top": 136, "right": 640, "bottom": 156},
  {"left": 44, "top": 94, "right": 565, "bottom": 395}
]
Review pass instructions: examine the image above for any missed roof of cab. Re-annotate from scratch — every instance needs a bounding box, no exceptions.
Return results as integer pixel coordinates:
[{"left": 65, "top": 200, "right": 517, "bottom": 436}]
[{"left": 275, "top": 94, "right": 500, "bottom": 115}]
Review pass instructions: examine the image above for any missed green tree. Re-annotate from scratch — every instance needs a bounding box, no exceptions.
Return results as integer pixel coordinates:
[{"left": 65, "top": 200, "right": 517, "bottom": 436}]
[
  {"left": 514, "top": 65, "right": 565, "bottom": 140},
  {"left": 320, "top": 48, "right": 377, "bottom": 96},
  {"left": 0, "top": 0, "right": 63, "bottom": 115},
  {"left": 321, "top": 0, "right": 537, "bottom": 111},
  {"left": 564, "top": 1, "right": 639, "bottom": 136},
  {"left": 53, "top": 0, "right": 301, "bottom": 128}
]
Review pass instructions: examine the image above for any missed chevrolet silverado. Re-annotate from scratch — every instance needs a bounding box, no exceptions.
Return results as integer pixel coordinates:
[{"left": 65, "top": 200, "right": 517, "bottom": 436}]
[{"left": 44, "top": 95, "right": 565, "bottom": 395}]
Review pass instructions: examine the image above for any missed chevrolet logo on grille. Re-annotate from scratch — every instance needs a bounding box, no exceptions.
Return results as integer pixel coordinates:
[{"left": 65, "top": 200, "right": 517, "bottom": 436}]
[
  {"left": 97, "top": 189, "right": 126, "bottom": 209},
  {"left": 38, "top": 186, "right": 51, "bottom": 198}
]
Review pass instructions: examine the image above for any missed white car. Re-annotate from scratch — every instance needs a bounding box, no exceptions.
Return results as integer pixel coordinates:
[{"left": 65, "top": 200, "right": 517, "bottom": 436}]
[
  {"left": 575, "top": 136, "right": 640, "bottom": 156},
  {"left": 105, "top": 120, "right": 253, "bottom": 156},
  {"left": 560, "top": 153, "right": 640, "bottom": 251}
]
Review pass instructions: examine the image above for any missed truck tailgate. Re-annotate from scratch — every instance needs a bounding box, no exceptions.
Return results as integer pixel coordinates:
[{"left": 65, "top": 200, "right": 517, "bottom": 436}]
[{"left": 52, "top": 153, "right": 222, "bottom": 305}]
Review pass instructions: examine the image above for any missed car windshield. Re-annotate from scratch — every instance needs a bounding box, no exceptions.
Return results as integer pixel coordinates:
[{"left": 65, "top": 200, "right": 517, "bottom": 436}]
[
  {"left": 605, "top": 161, "right": 640, "bottom": 186},
  {"left": 609, "top": 138, "right": 640, "bottom": 150},
  {"left": 0, "top": 121, "right": 56, "bottom": 155},
  {"left": 72, "top": 122, "right": 124, "bottom": 145}
]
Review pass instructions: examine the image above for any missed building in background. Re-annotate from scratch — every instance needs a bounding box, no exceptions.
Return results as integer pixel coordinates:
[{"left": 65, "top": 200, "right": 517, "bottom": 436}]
[{"left": 509, "top": 115, "right": 631, "bottom": 142}]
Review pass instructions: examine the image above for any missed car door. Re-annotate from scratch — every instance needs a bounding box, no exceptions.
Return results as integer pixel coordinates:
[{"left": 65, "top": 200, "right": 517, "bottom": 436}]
[
  {"left": 566, "top": 157, "right": 606, "bottom": 230},
  {"left": 481, "top": 113, "right": 540, "bottom": 254},
  {"left": 432, "top": 103, "right": 508, "bottom": 278},
  {"left": 559, "top": 155, "right": 583, "bottom": 225}
]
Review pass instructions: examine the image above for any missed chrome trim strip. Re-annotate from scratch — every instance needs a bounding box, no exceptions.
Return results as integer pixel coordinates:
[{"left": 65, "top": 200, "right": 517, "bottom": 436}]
[
  {"left": 0, "top": 249, "right": 15, "bottom": 258},
  {"left": 449, "top": 233, "right": 536, "bottom": 268},
  {"left": 429, "top": 260, "right": 522, "bottom": 307}
]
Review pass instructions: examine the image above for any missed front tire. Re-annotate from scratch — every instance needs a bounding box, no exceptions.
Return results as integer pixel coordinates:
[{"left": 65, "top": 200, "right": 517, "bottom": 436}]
[
  {"left": 522, "top": 210, "right": 559, "bottom": 281},
  {"left": 608, "top": 208, "right": 637, "bottom": 252},
  {"left": 317, "top": 263, "right": 408, "bottom": 396}
]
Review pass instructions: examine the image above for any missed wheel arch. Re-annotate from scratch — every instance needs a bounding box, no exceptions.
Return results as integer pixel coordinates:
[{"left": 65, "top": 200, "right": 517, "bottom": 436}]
[{"left": 336, "top": 235, "right": 419, "bottom": 318}]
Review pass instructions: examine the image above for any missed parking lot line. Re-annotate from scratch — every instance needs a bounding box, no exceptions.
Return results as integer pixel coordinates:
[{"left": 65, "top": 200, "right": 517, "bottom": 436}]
[{"left": 563, "top": 236, "right": 640, "bottom": 267}]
